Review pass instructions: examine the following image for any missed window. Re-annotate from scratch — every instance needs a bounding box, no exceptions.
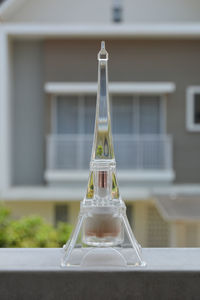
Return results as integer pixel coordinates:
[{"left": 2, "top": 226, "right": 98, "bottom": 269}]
[
  {"left": 54, "top": 95, "right": 95, "bottom": 134},
  {"left": 112, "top": 95, "right": 162, "bottom": 134},
  {"left": 54, "top": 204, "right": 68, "bottom": 226},
  {"left": 186, "top": 86, "right": 200, "bottom": 131},
  {"left": 112, "top": 0, "right": 123, "bottom": 23},
  {"left": 54, "top": 95, "right": 163, "bottom": 135},
  {"left": 50, "top": 93, "right": 166, "bottom": 170}
]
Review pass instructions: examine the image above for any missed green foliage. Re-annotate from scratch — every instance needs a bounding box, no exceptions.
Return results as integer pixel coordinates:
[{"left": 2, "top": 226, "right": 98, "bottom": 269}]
[
  {"left": 0, "top": 205, "right": 72, "bottom": 248},
  {"left": 0, "top": 206, "right": 10, "bottom": 247},
  {"left": 96, "top": 145, "right": 103, "bottom": 157},
  {"left": 56, "top": 222, "right": 73, "bottom": 246}
]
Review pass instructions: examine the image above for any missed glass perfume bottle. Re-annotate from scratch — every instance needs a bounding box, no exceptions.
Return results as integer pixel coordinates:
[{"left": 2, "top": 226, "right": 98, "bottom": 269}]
[{"left": 62, "top": 42, "right": 145, "bottom": 267}]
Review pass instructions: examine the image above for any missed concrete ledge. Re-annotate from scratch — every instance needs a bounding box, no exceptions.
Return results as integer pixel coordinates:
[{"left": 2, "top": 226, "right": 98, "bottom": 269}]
[{"left": 0, "top": 248, "right": 200, "bottom": 299}]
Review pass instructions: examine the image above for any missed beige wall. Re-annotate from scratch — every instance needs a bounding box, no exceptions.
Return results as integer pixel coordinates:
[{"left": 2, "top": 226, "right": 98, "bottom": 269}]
[
  {"left": 171, "top": 221, "right": 200, "bottom": 247},
  {"left": 4, "top": 200, "right": 200, "bottom": 247},
  {"left": 5, "top": 201, "right": 55, "bottom": 224},
  {"left": 68, "top": 202, "right": 80, "bottom": 226},
  {"left": 5, "top": 201, "right": 80, "bottom": 226},
  {"left": 133, "top": 202, "right": 147, "bottom": 246},
  {"left": 44, "top": 39, "right": 200, "bottom": 183},
  {"left": 133, "top": 201, "right": 170, "bottom": 247}
]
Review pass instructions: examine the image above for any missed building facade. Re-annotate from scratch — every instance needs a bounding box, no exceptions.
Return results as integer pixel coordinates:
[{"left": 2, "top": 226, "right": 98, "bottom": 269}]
[{"left": 0, "top": 0, "right": 200, "bottom": 247}]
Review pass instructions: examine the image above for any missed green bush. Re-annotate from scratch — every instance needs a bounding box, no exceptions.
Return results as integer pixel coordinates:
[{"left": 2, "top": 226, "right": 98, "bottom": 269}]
[
  {"left": 0, "top": 205, "right": 72, "bottom": 248},
  {"left": 0, "top": 206, "right": 10, "bottom": 247}
]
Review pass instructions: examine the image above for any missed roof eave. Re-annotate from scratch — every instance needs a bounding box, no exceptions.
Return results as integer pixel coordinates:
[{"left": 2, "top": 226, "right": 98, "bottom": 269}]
[
  {"left": 0, "top": 0, "right": 26, "bottom": 21},
  {"left": 3, "top": 23, "right": 200, "bottom": 39}
]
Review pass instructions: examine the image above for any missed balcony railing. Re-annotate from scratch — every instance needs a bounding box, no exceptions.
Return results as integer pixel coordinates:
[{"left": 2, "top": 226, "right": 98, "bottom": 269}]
[{"left": 46, "top": 134, "right": 173, "bottom": 171}]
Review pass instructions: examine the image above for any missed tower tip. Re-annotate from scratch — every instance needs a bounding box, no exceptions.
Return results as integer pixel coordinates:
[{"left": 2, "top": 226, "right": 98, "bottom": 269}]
[
  {"left": 98, "top": 41, "right": 108, "bottom": 60},
  {"left": 101, "top": 41, "right": 105, "bottom": 50}
]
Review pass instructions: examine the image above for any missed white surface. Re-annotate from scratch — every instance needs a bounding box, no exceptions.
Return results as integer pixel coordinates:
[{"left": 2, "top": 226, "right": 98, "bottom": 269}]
[
  {"left": 45, "top": 170, "right": 175, "bottom": 185},
  {"left": 4, "top": 23, "right": 200, "bottom": 38},
  {"left": 0, "top": 248, "right": 199, "bottom": 271},
  {"left": 1, "top": 184, "right": 200, "bottom": 202},
  {"left": 0, "top": 185, "right": 154, "bottom": 201},
  {"left": 0, "top": 31, "right": 12, "bottom": 189},
  {"left": 45, "top": 82, "right": 176, "bottom": 95},
  {"left": 2, "top": 0, "right": 200, "bottom": 24}
]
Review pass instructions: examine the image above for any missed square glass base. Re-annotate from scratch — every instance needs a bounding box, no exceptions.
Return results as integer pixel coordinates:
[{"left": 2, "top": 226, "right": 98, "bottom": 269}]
[{"left": 61, "top": 205, "right": 146, "bottom": 268}]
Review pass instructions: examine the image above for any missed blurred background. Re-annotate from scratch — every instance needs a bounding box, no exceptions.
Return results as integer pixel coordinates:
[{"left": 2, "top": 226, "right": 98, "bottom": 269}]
[{"left": 0, "top": 0, "right": 200, "bottom": 247}]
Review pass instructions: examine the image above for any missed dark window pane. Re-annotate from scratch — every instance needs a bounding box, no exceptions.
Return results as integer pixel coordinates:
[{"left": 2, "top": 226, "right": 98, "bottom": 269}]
[
  {"left": 139, "top": 96, "right": 161, "bottom": 134},
  {"left": 194, "top": 94, "right": 200, "bottom": 124},
  {"left": 113, "top": 6, "right": 122, "bottom": 23},
  {"left": 55, "top": 204, "right": 68, "bottom": 226},
  {"left": 57, "top": 96, "right": 79, "bottom": 134},
  {"left": 111, "top": 95, "right": 134, "bottom": 134},
  {"left": 84, "top": 96, "right": 96, "bottom": 134}
]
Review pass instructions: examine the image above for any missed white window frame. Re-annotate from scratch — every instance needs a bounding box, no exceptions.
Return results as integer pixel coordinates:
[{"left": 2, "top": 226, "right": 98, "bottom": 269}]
[
  {"left": 46, "top": 82, "right": 175, "bottom": 135},
  {"left": 186, "top": 86, "right": 200, "bottom": 132},
  {"left": 51, "top": 92, "right": 166, "bottom": 135},
  {"left": 45, "top": 82, "right": 175, "bottom": 95}
]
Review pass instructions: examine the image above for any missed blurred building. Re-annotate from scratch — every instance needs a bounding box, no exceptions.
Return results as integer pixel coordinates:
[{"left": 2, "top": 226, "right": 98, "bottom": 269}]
[{"left": 0, "top": 0, "right": 200, "bottom": 247}]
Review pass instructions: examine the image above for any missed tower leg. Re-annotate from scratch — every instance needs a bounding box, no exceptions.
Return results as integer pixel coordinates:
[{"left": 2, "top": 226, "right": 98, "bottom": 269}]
[
  {"left": 121, "top": 214, "right": 145, "bottom": 266},
  {"left": 61, "top": 214, "right": 84, "bottom": 267}
]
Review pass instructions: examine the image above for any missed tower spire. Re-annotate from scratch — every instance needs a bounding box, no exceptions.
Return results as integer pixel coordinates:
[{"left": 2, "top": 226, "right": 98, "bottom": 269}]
[
  {"left": 86, "top": 41, "right": 118, "bottom": 200},
  {"left": 91, "top": 41, "right": 114, "bottom": 160}
]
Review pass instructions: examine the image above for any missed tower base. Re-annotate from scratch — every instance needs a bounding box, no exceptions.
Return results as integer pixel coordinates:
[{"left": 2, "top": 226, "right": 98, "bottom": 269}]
[{"left": 61, "top": 205, "right": 146, "bottom": 268}]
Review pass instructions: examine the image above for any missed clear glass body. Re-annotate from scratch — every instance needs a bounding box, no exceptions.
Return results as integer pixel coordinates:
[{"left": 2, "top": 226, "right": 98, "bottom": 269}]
[
  {"left": 82, "top": 207, "right": 124, "bottom": 246},
  {"left": 82, "top": 42, "right": 122, "bottom": 247},
  {"left": 61, "top": 42, "right": 145, "bottom": 268}
]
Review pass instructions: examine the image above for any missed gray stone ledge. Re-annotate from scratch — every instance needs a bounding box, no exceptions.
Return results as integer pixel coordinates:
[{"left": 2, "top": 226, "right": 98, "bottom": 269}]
[{"left": 0, "top": 248, "right": 200, "bottom": 300}]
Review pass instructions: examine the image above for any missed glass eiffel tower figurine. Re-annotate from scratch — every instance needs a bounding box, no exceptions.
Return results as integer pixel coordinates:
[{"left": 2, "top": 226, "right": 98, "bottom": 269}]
[{"left": 62, "top": 41, "right": 145, "bottom": 267}]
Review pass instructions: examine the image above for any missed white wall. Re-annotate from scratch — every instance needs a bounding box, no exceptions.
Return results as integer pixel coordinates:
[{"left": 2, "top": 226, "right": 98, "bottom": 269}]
[
  {"left": 4, "top": 0, "right": 200, "bottom": 23},
  {"left": 5, "top": 0, "right": 111, "bottom": 23},
  {"left": 124, "top": 0, "right": 200, "bottom": 23}
]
